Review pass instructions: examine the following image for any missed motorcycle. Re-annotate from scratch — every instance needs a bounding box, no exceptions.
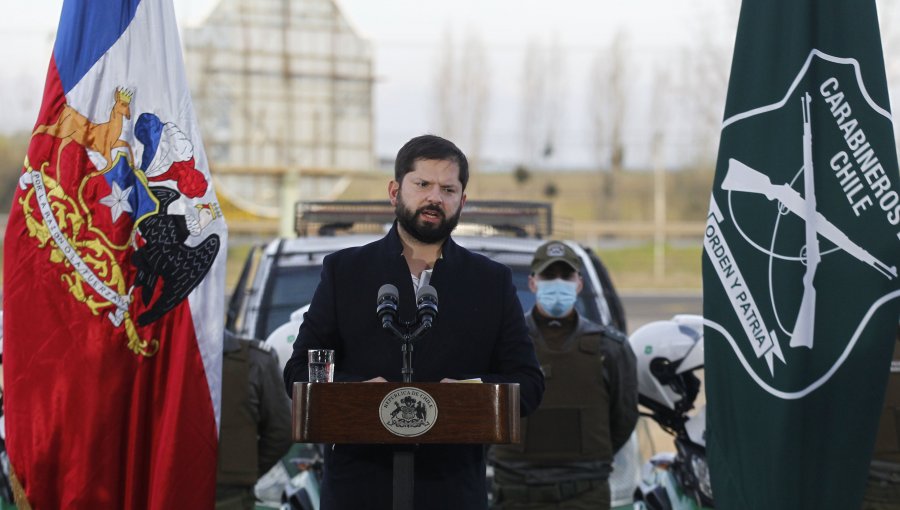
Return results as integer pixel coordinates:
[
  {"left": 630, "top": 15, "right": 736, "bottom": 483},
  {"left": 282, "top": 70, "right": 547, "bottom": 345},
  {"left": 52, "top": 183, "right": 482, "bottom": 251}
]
[
  {"left": 254, "top": 443, "right": 324, "bottom": 510},
  {"left": 629, "top": 315, "right": 714, "bottom": 510}
]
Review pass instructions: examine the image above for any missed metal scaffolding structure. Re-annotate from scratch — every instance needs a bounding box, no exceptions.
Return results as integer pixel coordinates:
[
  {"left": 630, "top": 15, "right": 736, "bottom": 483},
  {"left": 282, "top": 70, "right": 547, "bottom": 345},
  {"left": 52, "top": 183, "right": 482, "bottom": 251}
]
[{"left": 183, "top": 0, "right": 375, "bottom": 222}]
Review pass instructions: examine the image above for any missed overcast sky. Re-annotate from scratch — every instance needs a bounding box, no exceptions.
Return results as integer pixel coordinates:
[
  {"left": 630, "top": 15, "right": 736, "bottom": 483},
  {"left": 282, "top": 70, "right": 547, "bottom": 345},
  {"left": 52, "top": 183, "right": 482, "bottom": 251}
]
[{"left": 0, "top": 0, "right": 740, "bottom": 168}]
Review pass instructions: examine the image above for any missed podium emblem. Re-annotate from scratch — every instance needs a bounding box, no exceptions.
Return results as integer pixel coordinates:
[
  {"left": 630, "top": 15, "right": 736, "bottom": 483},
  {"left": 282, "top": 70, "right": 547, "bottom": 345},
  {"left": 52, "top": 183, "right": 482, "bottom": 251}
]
[{"left": 379, "top": 387, "right": 438, "bottom": 437}]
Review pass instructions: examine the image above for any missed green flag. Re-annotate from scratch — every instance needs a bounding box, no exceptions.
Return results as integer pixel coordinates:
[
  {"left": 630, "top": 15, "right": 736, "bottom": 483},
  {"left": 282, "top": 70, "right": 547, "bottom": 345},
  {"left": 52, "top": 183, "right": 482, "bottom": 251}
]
[{"left": 703, "top": 1, "right": 900, "bottom": 508}]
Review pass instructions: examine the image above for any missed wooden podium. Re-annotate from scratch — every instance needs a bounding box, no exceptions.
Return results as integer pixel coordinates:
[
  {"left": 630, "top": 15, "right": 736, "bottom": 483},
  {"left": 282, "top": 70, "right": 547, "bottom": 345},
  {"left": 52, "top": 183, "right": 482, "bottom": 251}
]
[{"left": 292, "top": 382, "right": 521, "bottom": 509}]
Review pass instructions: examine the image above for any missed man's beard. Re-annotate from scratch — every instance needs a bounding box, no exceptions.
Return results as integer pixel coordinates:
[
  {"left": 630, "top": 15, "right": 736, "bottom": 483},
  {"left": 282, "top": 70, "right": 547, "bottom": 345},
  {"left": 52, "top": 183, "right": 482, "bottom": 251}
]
[{"left": 395, "top": 195, "right": 462, "bottom": 244}]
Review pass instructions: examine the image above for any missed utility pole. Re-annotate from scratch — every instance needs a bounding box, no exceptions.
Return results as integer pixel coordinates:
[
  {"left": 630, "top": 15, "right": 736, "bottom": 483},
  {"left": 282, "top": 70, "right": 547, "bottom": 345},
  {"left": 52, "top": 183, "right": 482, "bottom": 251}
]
[
  {"left": 651, "top": 67, "right": 671, "bottom": 283},
  {"left": 279, "top": 0, "right": 300, "bottom": 237}
]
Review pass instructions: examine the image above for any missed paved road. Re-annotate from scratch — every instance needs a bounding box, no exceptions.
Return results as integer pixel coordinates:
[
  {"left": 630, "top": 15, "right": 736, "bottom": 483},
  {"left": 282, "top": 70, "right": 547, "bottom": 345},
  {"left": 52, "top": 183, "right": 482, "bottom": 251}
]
[{"left": 620, "top": 290, "right": 703, "bottom": 335}]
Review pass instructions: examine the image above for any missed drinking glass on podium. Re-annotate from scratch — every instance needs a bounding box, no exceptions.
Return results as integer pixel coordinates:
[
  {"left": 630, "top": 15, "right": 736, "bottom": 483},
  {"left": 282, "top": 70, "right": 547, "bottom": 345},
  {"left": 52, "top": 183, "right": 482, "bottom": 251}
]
[{"left": 308, "top": 349, "right": 334, "bottom": 383}]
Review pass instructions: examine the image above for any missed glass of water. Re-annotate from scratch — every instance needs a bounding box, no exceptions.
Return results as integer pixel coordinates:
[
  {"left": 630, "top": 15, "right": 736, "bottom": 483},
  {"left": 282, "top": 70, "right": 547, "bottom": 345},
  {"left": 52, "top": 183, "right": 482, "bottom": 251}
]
[{"left": 308, "top": 349, "right": 335, "bottom": 383}]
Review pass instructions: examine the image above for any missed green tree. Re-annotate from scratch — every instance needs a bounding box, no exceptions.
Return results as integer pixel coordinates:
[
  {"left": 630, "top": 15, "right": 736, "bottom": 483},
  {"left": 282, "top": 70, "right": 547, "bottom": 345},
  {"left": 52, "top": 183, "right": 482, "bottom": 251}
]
[
  {"left": 513, "top": 164, "right": 530, "bottom": 186},
  {"left": 542, "top": 182, "right": 558, "bottom": 198}
]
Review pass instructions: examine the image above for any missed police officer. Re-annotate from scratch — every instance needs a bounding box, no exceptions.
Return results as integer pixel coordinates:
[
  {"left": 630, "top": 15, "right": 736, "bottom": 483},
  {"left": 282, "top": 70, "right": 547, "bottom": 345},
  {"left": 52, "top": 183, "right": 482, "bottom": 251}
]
[
  {"left": 217, "top": 331, "right": 293, "bottom": 510},
  {"left": 490, "top": 241, "right": 639, "bottom": 509},
  {"left": 862, "top": 326, "right": 900, "bottom": 510}
]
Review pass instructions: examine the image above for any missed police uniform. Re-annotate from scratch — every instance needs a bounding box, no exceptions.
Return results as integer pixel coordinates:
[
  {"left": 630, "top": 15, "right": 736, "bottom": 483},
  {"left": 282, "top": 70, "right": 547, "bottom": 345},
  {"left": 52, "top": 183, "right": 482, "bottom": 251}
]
[
  {"left": 862, "top": 329, "right": 900, "bottom": 510},
  {"left": 490, "top": 241, "right": 638, "bottom": 509},
  {"left": 490, "top": 312, "right": 637, "bottom": 509},
  {"left": 217, "top": 332, "right": 293, "bottom": 510}
]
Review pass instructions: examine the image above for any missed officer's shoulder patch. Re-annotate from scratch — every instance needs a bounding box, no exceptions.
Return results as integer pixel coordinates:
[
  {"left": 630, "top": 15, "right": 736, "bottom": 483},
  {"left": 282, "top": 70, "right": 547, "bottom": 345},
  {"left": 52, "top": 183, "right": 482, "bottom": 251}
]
[
  {"left": 598, "top": 324, "right": 628, "bottom": 344},
  {"left": 246, "top": 339, "right": 272, "bottom": 353}
]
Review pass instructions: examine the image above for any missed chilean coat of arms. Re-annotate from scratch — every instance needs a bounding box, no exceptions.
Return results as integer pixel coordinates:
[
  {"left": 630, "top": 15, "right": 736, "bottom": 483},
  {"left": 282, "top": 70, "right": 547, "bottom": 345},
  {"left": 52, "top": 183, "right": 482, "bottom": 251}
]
[{"left": 19, "top": 87, "right": 222, "bottom": 356}]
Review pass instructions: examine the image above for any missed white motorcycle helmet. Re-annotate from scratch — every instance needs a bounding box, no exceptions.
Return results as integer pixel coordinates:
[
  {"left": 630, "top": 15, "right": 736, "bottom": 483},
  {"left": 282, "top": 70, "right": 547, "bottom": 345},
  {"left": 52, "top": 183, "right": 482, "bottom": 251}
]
[
  {"left": 263, "top": 305, "right": 308, "bottom": 372},
  {"left": 629, "top": 314, "right": 705, "bottom": 436}
]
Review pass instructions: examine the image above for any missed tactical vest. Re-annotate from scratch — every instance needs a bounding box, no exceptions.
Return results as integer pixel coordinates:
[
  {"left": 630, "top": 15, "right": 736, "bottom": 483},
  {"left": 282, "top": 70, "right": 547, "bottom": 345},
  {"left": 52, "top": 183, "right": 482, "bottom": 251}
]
[
  {"left": 872, "top": 332, "right": 900, "bottom": 464},
  {"left": 492, "top": 331, "right": 612, "bottom": 464},
  {"left": 217, "top": 340, "right": 259, "bottom": 486}
]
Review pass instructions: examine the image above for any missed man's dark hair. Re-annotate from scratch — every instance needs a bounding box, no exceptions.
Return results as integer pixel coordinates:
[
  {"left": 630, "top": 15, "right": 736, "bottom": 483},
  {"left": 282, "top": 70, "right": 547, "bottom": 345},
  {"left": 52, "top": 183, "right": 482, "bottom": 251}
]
[{"left": 394, "top": 134, "right": 469, "bottom": 190}]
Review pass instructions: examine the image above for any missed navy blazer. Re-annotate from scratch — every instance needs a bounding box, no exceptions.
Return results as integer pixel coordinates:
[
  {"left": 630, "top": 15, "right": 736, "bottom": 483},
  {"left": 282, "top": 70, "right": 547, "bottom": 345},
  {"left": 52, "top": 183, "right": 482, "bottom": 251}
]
[{"left": 284, "top": 223, "right": 544, "bottom": 509}]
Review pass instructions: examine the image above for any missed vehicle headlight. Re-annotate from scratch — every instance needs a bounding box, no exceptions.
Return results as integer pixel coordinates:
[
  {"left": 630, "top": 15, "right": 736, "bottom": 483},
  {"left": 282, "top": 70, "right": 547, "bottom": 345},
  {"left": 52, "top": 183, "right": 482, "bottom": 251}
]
[{"left": 690, "top": 454, "right": 713, "bottom": 500}]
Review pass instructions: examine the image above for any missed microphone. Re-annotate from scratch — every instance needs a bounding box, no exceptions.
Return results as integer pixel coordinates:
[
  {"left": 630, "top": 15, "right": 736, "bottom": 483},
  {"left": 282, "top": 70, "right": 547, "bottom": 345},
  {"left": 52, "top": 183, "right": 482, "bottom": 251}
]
[
  {"left": 416, "top": 285, "right": 439, "bottom": 329},
  {"left": 377, "top": 284, "right": 399, "bottom": 329}
]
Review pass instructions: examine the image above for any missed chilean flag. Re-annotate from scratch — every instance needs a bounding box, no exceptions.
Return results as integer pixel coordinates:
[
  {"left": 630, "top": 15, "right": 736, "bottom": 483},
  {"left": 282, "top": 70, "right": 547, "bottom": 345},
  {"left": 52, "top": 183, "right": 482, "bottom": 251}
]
[{"left": 3, "top": 0, "right": 227, "bottom": 507}]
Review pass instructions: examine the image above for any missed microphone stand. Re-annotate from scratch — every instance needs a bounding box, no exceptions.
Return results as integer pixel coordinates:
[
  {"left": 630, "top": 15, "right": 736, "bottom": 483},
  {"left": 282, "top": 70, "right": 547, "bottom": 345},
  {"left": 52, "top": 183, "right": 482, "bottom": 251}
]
[
  {"left": 379, "top": 304, "right": 435, "bottom": 510},
  {"left": 377, "top": 284, "right": 437, "bottom": 510},
  {"left": 402, "top": 337, "right": 413, "bottom": 383},
  {"left": 382, "top": 320, "right": 432, "bottom": 383}
]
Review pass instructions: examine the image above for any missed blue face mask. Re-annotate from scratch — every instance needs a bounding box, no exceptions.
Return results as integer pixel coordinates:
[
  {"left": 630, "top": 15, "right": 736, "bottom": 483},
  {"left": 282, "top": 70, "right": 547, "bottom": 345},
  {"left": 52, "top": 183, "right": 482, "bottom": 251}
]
[{"left": 535, "top": 279, "right": 579, "bottom": 318}]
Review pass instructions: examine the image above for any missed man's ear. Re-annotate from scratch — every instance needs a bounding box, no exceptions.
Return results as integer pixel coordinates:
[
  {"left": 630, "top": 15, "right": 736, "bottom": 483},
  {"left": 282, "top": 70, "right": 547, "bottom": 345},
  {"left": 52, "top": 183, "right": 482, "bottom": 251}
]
[
  {"left": 528, "top": 274, "right": 538, "bottom": 293},
  {"left": 576, "top": 274, "right": 584, "bottom": 294},
  {"left": 388, "top": 180, "right": 400, "bottom": 206}
]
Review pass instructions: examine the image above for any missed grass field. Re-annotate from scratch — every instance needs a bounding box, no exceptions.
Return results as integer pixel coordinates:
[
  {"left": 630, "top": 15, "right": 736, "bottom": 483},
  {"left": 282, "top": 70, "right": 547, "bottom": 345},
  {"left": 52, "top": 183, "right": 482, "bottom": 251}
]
[{"left": 594, "top": 243, "right": 703, "bottom": 291}]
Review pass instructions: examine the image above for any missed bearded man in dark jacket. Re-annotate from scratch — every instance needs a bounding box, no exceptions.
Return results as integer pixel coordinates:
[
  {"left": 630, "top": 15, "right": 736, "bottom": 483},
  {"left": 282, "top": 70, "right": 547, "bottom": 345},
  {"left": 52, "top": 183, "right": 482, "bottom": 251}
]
[{"left": 284, "top": 134, "right": 545, "bottom": 510}]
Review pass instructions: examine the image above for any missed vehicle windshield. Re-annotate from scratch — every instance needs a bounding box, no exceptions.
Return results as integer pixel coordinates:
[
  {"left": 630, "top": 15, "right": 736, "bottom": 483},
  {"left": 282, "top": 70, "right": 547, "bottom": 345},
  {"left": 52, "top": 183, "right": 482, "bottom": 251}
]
[
  {"left": 257, "top": 260, "right": 603, "bottom": 339},
  {"left": 259, "top": 266, "right": 324, "bottom": 338}
]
